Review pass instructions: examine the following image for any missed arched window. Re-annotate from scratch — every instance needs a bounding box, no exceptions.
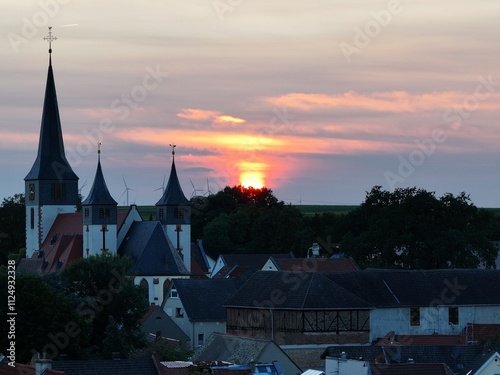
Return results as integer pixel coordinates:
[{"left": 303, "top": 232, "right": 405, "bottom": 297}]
[{"left": 140, "top": 278, "right": 149, "bottom": 301}]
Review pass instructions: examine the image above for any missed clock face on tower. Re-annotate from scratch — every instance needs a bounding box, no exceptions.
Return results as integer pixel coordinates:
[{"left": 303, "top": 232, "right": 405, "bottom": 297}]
[{"left": 29, "top": 184, "right": 35, "bottom": 201}]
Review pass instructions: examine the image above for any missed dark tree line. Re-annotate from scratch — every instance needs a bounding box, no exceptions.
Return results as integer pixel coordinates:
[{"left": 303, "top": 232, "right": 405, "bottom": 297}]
[{"left": 192, "top": 185, "right": 500, "bottom": 269}]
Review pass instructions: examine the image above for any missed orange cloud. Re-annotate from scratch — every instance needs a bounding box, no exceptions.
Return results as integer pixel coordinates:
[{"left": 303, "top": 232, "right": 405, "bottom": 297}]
[
  {"left": 177, "top": 108, "right": 246, "bottom": 125},
  {"left": 265, "top": 91, "right": 500, "bottom": 112},
  {"left": 214, "top": 115, "right": 246, "bottom": 124}
]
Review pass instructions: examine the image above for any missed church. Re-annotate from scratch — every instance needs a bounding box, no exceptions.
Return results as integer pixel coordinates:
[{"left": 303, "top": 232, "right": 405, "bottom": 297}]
[{"left": 19, "top": 29, "right": 210, "bottom": 306}]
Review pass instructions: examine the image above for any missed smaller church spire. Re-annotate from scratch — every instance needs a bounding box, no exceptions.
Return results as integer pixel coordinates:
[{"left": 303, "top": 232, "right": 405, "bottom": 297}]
[
  {"left": 156, "top": 145, "right": 189, "bottom": 206},
  {"left": 82, "top": 144, "right": 117, "bottom": 206}
]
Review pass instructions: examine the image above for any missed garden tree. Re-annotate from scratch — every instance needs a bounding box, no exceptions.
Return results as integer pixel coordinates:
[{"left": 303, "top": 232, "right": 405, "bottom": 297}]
[
  {"left": 0, "top": 194, "right": 26, "bottom": 264},
  {"left": 194, "top": 186, "right": 312, "bottom": 257},
  {"left": 0, "top": 270, "right": 91, "bottom": 362},
  {"left": 60, "top": 254, "right": 148, "bottom": 358},
  {"left": 102, "top": 316, "right": 130, "bottom": 359},
  {"left": 340, "top": 186, "right": 499, "bottom": 269}
]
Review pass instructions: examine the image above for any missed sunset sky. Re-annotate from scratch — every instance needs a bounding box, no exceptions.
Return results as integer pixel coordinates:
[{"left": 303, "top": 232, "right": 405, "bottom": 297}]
[{"left": 1, "top": 1, "right": 500, "bottom": 207}]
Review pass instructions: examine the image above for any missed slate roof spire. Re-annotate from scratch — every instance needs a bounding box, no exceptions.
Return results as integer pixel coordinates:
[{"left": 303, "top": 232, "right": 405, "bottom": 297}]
[
  {"left": 82, "top": 143, "right": 117, "bottom": 205},
  {"left": 25, "top": 27, "right": 77, "bottom": 181},
  {"left": 155, "top": 144, "right": 189, "bottom": 206}
]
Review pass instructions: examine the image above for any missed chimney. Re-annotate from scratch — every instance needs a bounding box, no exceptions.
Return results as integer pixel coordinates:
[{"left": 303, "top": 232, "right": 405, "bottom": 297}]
[
  {"left": 35, "top": 359, "right": 52, "bottom": 375},
  {"left": 407, "top": 358, "right": 414, "bottom": 364},
  {"left": 341, "top": 352, "right": 347, "bottom": 361}
]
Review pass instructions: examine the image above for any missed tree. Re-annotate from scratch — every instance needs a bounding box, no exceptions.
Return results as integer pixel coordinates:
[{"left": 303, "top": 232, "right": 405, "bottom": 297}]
[
  {"left": 0, "top": 271, "right": 91, "bottom": 362},
  {"left": 340, "top": 186, "right": 499, "bottom": 269},
  {"left": 60, "top": 254, "right": 148, "bottom": 357},
  {"left": 194, "top": 186, "right": 311, "bottom": 257},
  {"left": 0, "top": 194, "right": 26, "bottom": 264}
]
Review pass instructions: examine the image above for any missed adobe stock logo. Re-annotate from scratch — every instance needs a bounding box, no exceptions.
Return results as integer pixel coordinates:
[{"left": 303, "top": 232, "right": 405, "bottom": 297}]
[{"left": 339, "top": 0, "right": 412, "bottom": 63}]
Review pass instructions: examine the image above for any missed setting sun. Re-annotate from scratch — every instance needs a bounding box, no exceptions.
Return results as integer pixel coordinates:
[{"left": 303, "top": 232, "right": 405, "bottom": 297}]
[{"left": 240, "top": 171, "right": 265, "bottom": 189}]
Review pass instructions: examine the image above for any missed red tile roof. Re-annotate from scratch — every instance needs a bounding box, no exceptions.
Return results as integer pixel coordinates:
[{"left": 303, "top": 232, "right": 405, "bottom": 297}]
[{"left": 31, "top": 211, "right": 129, "bottom": 273}]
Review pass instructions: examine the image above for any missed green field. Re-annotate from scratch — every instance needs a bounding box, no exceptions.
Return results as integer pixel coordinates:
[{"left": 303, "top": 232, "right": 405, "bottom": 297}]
[
  {"left": 118, "top": 204, "right": 360, "bottom": 220},
  {"left": 118, "top": 204, "right": 500, "bottom": 220}
]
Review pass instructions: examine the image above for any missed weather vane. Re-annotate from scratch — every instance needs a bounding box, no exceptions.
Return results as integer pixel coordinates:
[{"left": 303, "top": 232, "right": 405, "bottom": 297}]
[
  {"left": 44, "top": 26, "right": 57, "bottom": 54},
  {"left": 169, "top": 143, "right": 176, "bottom": 157}
]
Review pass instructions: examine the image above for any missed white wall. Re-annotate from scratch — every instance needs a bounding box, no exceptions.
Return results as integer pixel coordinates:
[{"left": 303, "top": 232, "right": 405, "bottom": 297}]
[
  {"left": 325, "top": 357, "right": 370, "bottom": 375},
  {"left": 370, "top": 305, "right": 500, "bottom": 341}
]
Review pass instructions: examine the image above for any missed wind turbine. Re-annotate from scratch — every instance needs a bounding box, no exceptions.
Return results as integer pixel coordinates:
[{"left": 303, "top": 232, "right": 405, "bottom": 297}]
[
  {"left": 120, "top": 176, "right": 135, "bottom": 206},
  {"left": 205, "top": 177, "right": 213, "bottom": 196},
  {"left": 153, "top": 175, "right": 166, "bottom": 194},
  {"left": 190, "top": 179, "right": 204, "bottom": 198},
  {"left": 78, "top": 180, "right": 88, "bottom": 196}
]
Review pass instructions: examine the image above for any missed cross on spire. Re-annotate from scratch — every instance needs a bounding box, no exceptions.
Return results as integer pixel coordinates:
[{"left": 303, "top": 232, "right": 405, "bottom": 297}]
[
  {"left": 169, "top": 143, "right": 176, "bottom": 157},
  {"left": 44, "top": 26, "right": 57, "bottom": 54},
  {"left": 97, "top": 142, "right": 102, "bottom": 161}
]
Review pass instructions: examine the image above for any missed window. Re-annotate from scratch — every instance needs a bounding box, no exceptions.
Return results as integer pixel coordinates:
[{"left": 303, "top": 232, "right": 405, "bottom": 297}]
[
  {"left": 197, "top": 333, "right": 205, "bottom": 346},
  {"left": 173, "top": 208, "right": 184, "bottom": 219},
  {"left": 105, "top": 208, "right": 110, "bottom": 217},
  {"left": 169, "top": 288, "right": 178, "bottom": 298},
  {"left": 158, "top": 208, "right": 164, "bottom": 219},
  {"left": 176, "top": 308, "right": 184, "bottom": 318},
  {"left": 30, "top": 208, "right": 35, "bottom": 229},
  {"left": 449, "top": 307, "right": 459, "bottom": 325},
  {"left": 29, "top": 184, "right": 35, "bottom": 201},
  {"left": 98, "top": 208, "right": 104, "bottom": 218},
  {"left": 51, "top": 183, "right": 66, "bottom": 201},
  {"left": 140, "top": 279, "right": 149, "bottom": 301},
  {"left": 84, "top": 208, "right": 90, "bottom": 218},
  {"left": 410, "top": 307, "right": 420, "bottom": 326}
]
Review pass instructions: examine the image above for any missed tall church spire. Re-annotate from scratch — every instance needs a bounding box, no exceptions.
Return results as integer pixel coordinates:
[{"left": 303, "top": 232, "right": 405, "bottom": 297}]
[
  {"left": 25, "top": 27, "right": 77, "bottom": 181},
  {"left": 25, "top": 27, "right": 79, "bottom": 258}
]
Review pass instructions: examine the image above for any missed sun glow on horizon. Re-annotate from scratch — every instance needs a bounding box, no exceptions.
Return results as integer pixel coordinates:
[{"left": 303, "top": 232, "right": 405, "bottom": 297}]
[{"left": 240, "top": 171, "right": 265, "bottom": 189}]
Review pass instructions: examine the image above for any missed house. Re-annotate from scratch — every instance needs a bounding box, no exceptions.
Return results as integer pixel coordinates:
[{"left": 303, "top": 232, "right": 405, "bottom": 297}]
[
  {"left": 323, "top": 353, "right": 370, "bottom": 375},
  {"left": 140, "top": 305, "right": 190, "bottom": 347},
  {"left": 225, "top": 269, "right": 500, "bottom": 346},
  {"left": 261, "top": 256, "right": 359, "bottom": 272},
  {"left": 210, "top": 254, "right": 293, "bottom": 278},
  {"left": 370, "top": 363, "right": 455, "bottom": 375},
  {"left": 0, "top": 358, "right": 65, "bottom": 375},
  {"left": 51, "top": 357, "right": 161, "bottom": 375},
  {"left": 458, "top": 347, "right": 500, "bottom": 375},
  {"left": 192, "top": 332, "right": 302, "bottom": 375},
  {"left": 163, "top": 278, "right": 245, "bottom": 349}
]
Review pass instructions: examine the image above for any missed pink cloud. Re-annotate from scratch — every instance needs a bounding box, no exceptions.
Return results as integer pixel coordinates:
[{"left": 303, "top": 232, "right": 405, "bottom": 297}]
[{"left": 265, "top": 91, "right": 500, "bottom": 113}]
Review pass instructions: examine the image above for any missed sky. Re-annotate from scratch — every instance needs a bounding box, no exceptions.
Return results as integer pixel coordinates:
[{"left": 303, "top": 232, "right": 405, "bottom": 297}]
[{"left": 1, "top": 0, "right": 500, "bottom": 207}]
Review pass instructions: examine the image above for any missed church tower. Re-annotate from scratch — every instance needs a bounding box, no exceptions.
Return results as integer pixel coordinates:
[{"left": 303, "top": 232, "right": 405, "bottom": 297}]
[
  {"left": 155, "top": 145, "right": 191, "bottom": 272},
  {"left": 82, "top": 144, "right": 118, "bottom": 257},
  {"left": 25, "top": 28, "right": 79, "bottom": 258}
]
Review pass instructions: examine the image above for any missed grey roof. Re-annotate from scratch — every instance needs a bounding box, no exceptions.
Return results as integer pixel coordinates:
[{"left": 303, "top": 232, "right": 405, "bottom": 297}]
[
  {"left": 225, "top": 271, "right": 372, "bottom": 310},
  {"left": 52, "top": 359, "right": 158, "bottom": 375},
  {"left": 217, "top": 253, "right": 293, "bottom": 275},
  {"left": 226, "top": 269, "right": 500, "bottom": 310},
  {"left": 172, "top": 278, "right": 245, "bottom": 321},
  {"left": 458, "top": 346, "right": 500, "bottom": 375},
  {"left": 156, "top": 158, "right": 189, "bottom": 206},
  {"left": 192, "top": 332, "right": 272, "bottom": 363},
  {"left": 25, "top": 57, "right": 78, "bottom": 181},
  {"left": 82, "top": 157, "right": 117, "bottom": 205},
  {"left": 327, "top": 268, "right": 500, "bottom": 307},
  {"left": 118, "top": 221, "right": 189, "bottom": 276}
]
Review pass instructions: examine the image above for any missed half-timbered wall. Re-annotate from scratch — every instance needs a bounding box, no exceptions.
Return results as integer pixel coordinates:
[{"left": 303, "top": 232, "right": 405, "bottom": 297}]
[{"left": 226, "top": 308, "right": 370, "bottom": 345}]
